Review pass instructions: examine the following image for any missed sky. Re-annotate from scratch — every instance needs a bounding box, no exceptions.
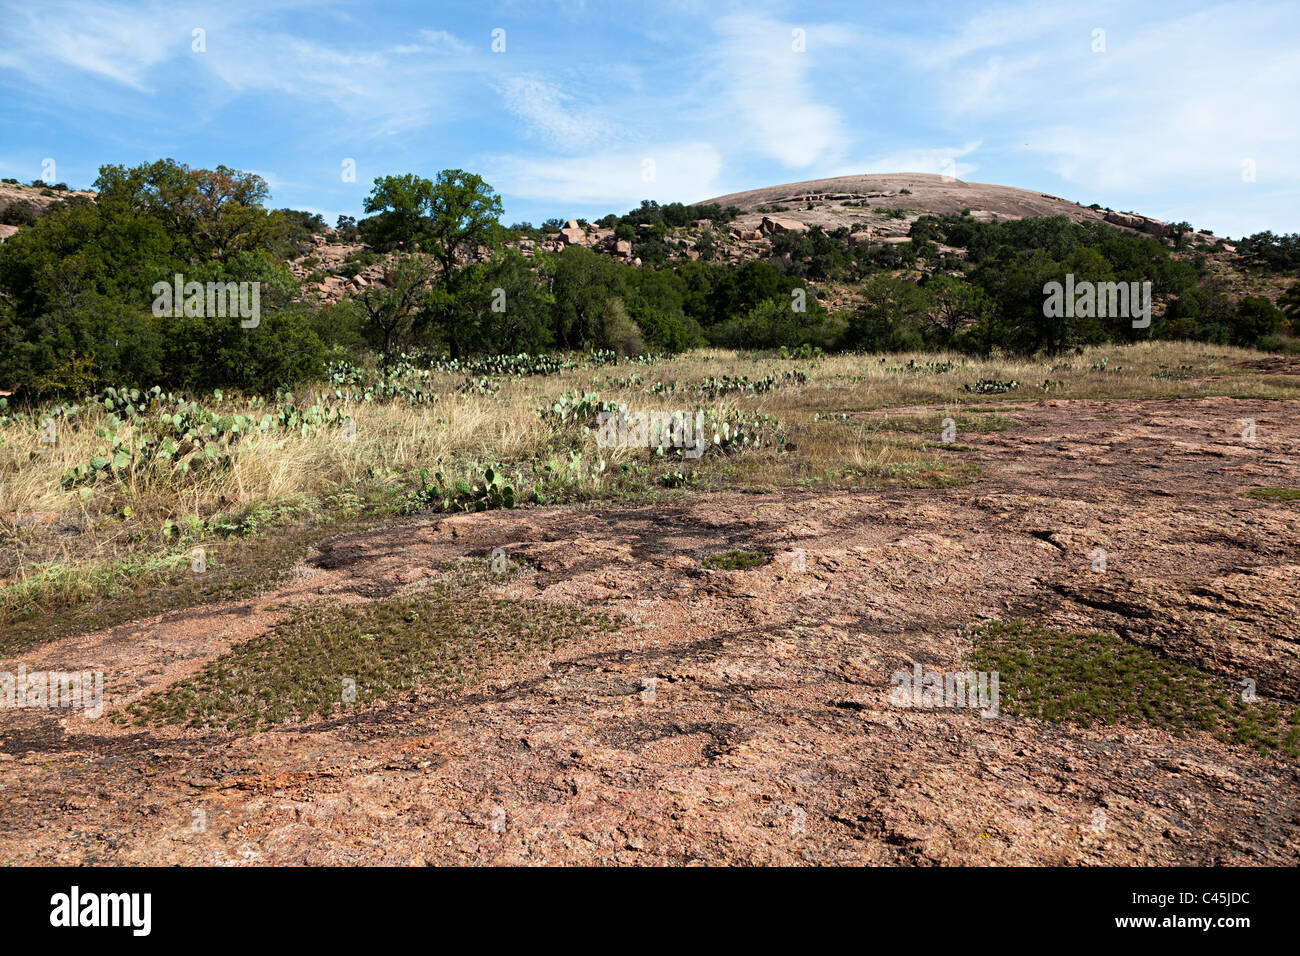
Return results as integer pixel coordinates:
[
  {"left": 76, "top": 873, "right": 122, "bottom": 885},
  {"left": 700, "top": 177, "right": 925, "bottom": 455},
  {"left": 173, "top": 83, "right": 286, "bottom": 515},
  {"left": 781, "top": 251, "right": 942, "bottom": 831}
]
[{"left": 1, "top": 0, "right": 1296, "bottom": 238}]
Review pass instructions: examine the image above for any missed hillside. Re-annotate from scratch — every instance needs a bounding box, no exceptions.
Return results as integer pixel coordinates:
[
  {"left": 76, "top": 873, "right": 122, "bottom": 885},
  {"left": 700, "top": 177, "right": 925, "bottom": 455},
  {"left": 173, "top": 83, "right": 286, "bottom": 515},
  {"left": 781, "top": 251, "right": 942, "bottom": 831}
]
[
  {"left": 0, "top": 181, "right": 96, "bottom": 242},
  {"left": 701, "top": 171, "right": 1184, "bottom": 241}
]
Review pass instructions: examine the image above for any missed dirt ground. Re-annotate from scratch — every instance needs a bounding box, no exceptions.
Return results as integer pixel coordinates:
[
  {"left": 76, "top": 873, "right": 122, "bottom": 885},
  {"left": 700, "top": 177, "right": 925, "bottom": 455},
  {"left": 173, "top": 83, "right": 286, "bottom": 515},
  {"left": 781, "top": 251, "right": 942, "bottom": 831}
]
[{"left": 2, "top": 396, "right": 1298, "bottom": 865}]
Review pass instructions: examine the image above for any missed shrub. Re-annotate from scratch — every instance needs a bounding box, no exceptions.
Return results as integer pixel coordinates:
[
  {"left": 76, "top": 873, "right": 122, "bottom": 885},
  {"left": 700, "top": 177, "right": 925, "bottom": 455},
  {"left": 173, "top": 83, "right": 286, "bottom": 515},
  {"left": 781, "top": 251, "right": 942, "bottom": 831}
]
[
  {"left": 0, "top": 201, "right": 37, "bottom": 226},
  {"left": 597, "top": 298, "right": 645, "bottom": 357},
  {"left": 1234, "top": 296, "right": 1286, "bottom": 345},
  {"left": 162, "top": 308, "right": 327, "bottom": 394}
]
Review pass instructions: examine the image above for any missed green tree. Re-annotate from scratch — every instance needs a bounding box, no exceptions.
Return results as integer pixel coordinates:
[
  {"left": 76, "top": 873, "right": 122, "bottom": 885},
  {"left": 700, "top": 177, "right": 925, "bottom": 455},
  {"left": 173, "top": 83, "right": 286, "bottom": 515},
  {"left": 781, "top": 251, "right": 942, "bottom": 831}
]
[
  {"left": 457, "top": 250, "right": 554, "bottom": 354},
  {"left": 355, "top": 254, "right": 434, "bottom": 359},
  {"left": 361, "top": 173, "right": 437, "bottom": 251},
  {"left": 1234, "top": 296, "right": 1285, "bottom": 345},
  {"left": 844, "top": 276, "right": 929, "bottom": 351},
  {"left": 1278, "top": 282, "right": 1300, "bottom": 327},
  {"left": 551, "top": 246, "right": 628, "bottom": 349},
  {"left": 94, "top": 159, "right": 276, "bottom": 260},
  {"left": 424, "top": 170, "right": 504, "bottom": 357},
  {"left": 363, "top": 171, "right": 505, "bottom": 356},
  {"left": 921, "top": 273, "right": 993, "bottom": 347}
]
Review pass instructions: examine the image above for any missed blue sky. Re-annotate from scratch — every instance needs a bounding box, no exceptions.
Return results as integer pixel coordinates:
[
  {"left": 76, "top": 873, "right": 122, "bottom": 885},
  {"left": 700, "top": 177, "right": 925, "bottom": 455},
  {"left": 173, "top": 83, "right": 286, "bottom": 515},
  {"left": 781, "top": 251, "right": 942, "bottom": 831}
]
[{"left": 1, "top": 0, "right": 1296, "bottom": 238}]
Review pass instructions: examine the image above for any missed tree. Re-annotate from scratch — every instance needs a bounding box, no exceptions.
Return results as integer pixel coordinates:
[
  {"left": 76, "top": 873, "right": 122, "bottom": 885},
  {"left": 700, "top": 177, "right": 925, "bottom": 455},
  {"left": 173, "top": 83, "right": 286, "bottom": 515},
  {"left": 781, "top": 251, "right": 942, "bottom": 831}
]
[
  {"left": 423, "top": 170, "right": 504, "bottom": 357},
  {"left": 355, "top": 254, "right": 433, "bottom": 359},
  {"left": 1234, "top": 296, "right": 1285, "bottom": 345},
  {"left": 361, "top": 173, "right": 436, "bottom": 251},
  {"left": 363, "top": 170, "right": 504, "bottom": 356},
  {"left": 921, "top": 273, "right": 993, "bottom": 346},
  {"left": 94, "top": 159, "right": 275, "bottom": 260},
  {"left": 1158, "top": 286, "right": 1235, "bottom": 343},
  {"left": 551, "top": 246, "right": 627, "bottom": 349},
  {"left": 1280, "top": 282, "right": 1300, "bottom": 327},
  {"left": 163, "top": 306, "right": 325, "bottom": 394},
  {"left": 456, "top": 250, "right": 554, "bottom": 354},
  {"left": 844, "top": 276, "right": 928, "bottom": 351},
  {"left": 0, "top": 187, "right": 174, "bottom": 393}
]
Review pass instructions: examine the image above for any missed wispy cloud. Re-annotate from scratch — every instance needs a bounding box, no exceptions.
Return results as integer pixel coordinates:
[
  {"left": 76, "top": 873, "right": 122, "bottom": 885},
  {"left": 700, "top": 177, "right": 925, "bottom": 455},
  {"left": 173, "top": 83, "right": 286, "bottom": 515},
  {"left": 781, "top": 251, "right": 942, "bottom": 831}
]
[
  {"left": 0, "top": 1, "right": 190, "bottom": 91},
  {"left": 485, "top": 142, "right": 723, "bottom": 208},
  {"left": 710, "top": 13, "right": 853, "bottom": 169},
  {"left": 0, "top": 0, "right": 1295, "bottom": 233},
  {"left": 836, "top": 141, "right": 983, "bottom": 180},
  {"left": 0, "top": 0, "right": 484, "bottom": 136},
  {"left": 501, "top": 76, "right": 612, "bottom": 148}
]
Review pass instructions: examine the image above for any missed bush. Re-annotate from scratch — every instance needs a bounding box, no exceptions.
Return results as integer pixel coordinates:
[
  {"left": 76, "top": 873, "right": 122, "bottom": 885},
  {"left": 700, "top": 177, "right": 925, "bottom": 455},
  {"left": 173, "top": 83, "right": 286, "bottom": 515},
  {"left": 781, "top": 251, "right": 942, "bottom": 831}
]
[
  {"left": 1234, "top": 296, "right": 1286, "bottom": 345},
  {"left": 631, "top": 308, "right": 703, "bottom": 352},
  {"left": 597, "top": 298, "right": 645, "bottom": 357},
  {"left": 711, "top": 298, "right": 830, "bottom": 350},
  {"left": 162, "top": 307, "right": 326, "bottom": 394},
  {"left": 843, "top": 276, "right": 928, "bottom": 351},
  {"left": 0, "top": 201, "right": 37, "bottom": 226}
]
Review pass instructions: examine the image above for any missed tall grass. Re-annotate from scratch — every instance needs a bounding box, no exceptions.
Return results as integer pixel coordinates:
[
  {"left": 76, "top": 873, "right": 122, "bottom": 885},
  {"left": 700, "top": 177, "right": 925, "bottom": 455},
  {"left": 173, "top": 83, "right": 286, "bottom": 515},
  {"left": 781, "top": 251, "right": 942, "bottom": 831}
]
[{"left": 0, "top": 341, "right": 1285, "bottom": 624}]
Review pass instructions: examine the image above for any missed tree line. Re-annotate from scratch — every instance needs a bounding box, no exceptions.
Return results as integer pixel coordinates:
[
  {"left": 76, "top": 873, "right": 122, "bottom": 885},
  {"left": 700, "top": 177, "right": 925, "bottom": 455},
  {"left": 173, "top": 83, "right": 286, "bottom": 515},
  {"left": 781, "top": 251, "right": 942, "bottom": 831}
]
[{"left": 0, "top": 160, "right": 1294, "bottom": 398}]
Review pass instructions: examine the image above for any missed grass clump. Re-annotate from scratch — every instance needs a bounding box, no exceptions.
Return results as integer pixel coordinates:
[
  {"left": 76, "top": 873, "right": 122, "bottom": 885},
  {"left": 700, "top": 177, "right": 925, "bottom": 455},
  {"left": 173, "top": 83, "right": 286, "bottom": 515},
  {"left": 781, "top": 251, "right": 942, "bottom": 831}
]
[
  {"left": 969, "top": 619, "right": 1300, "bottom": 758},
  {"left": 1242, "top": 487, "right": 1300, "bottom": 501},
  {"left": 703, "top": 548, "right": 767, "bottom": 570}
]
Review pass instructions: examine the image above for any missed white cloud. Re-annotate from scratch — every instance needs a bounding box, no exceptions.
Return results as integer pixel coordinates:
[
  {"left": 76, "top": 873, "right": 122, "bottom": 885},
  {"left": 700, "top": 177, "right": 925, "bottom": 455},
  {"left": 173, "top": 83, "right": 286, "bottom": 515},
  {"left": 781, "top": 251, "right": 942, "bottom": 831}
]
[
  {"left": 501, "top": 76, "right": 611, "bottom": 148},
  {"left": 910, "top": 0, "right": 1081, "bottom": 70},
  {"left": 711, "top": 13, "right": 852, "bottom": 169},
  {"left": 416, "top": 29, "right": 472, "bottom": 56},
  {"left": 486, "top": 142, "right": 723, "bottom": 207},
  {"left": 0, "top": 1, "right": 188, "bottom": 91},
  {"left": 904, "top": 0, "right": 1300, "bottom": 234},
  {"left": 836, "top": 141, "right": 983, "bottom": 180},
  {"left": 0, "top": 0, "right": 482, "bottom": 136},
  {"left": 1025, "top": 13, "right": 1300, "bottom": 191}
]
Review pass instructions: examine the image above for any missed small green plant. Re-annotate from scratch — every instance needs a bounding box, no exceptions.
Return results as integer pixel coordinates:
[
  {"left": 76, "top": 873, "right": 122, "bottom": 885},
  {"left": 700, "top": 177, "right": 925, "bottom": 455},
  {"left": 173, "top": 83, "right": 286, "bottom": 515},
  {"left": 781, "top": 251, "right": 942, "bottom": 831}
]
[
  {"left": 1242, "top": 487, "right": 1300, "bottom": 501},
  {"left": 457, "top": 376, "right": 500, "bottom": 396},
  {"left": 121, "top": 576, "right": 620, "bottom": 730},
  {"left": 964, "top": 379, "right": 1019, "bottom": 394},
  {"left": 703, "top": 548, "right": 767, "bottom": 570},
  {"left": 969, "top": 619, "right": 1300, "bottom": 757},
  {"left": 412, "top": 464, "right": 517, "bottom": 513},
  {"left": 57, "top": 388, "right": 352, "bottom": 489},
  {"left": 658, "top": 469, "right": 698, "bottom": 488},
  {"left": 538, "top": 390, "right": 622, "bottom": 427},
  {"left": 777, "top": 343, "right": 824, "bottom": 360}
]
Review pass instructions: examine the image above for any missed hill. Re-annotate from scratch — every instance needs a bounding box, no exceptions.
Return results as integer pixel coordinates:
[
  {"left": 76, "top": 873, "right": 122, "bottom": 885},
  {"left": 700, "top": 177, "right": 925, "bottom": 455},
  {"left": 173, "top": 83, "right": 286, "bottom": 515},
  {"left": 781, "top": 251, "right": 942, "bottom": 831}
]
[
  {"left": 0, "top": 180, "right": 96, "bottom": 242},
  {"left": 700, "top": 171, "right": 1183, "bottom": 241}
]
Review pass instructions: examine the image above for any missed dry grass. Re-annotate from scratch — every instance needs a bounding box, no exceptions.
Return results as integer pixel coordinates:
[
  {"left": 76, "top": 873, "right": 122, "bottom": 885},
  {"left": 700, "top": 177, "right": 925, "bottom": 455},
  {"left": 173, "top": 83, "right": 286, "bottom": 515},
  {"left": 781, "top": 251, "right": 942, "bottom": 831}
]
[{"left": 0, "top": 341, "right": 1287, "bottom": 629}]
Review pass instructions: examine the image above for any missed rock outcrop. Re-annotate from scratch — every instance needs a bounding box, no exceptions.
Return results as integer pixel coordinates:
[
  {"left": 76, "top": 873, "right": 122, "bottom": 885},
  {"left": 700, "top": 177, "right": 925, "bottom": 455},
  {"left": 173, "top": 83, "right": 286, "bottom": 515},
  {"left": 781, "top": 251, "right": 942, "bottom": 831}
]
[{"left": 760, "top": 215, "right": 809, "bottom": 235}]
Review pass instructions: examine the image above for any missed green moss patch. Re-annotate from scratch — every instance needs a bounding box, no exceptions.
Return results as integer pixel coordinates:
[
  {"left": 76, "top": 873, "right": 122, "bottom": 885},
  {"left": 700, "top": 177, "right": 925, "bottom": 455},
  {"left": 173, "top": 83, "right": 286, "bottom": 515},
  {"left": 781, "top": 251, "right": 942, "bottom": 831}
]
[
  {"left": 703, "top": 548, "right": 768, "bottom": 571},
  {"left": 122, "top": 568, "right": 619, "bottom": 731},
  {"left": 968, "top": 619, "right": 1300, "bottom": 758}
]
